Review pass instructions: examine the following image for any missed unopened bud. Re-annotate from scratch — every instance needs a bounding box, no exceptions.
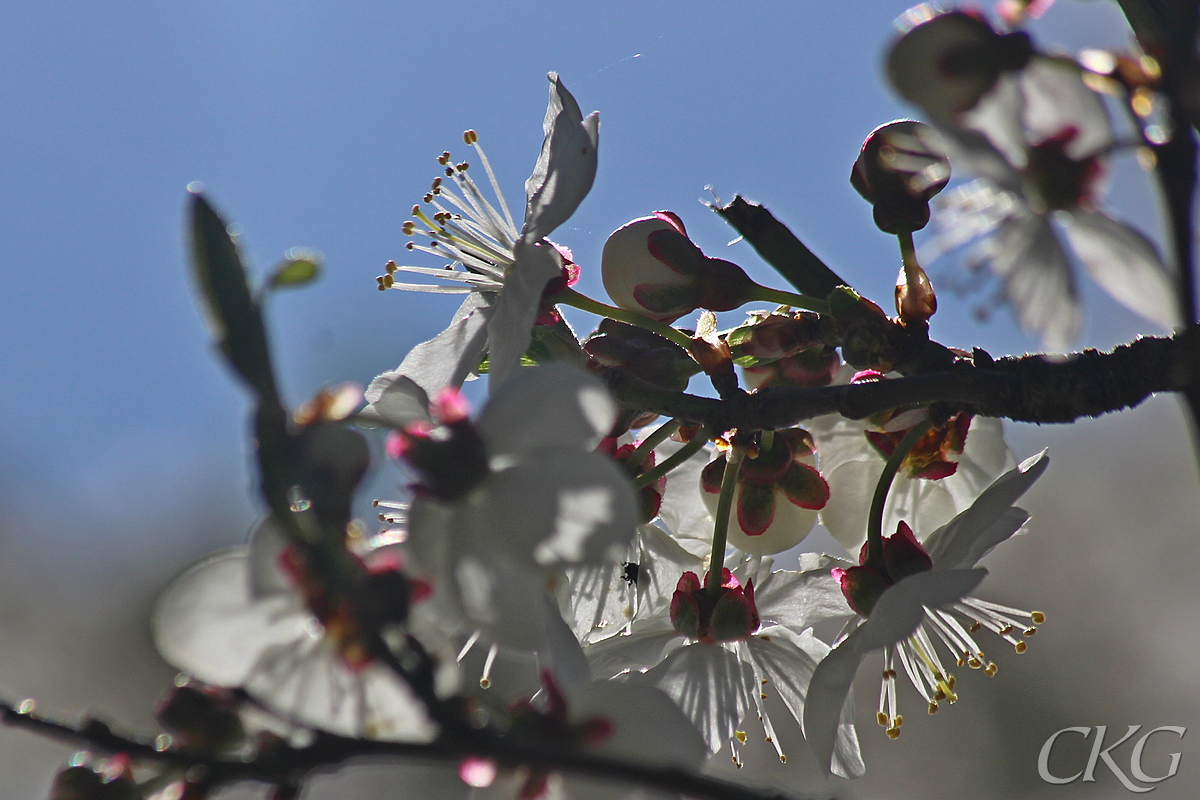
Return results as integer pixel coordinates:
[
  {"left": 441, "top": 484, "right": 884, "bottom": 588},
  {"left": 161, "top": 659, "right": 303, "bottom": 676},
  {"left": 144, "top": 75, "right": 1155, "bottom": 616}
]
[
  {"left": 851, "top": 121, "right": 950, "bottom": 234},
  {"left": 602, "top": 212, "right": 756, "bottom": 321},
  {"left": 887, "top": 9, "right": 1033, "bottom": 118},
  {"left": 895, "top": 262, "right": 937, "bottom": 324}
]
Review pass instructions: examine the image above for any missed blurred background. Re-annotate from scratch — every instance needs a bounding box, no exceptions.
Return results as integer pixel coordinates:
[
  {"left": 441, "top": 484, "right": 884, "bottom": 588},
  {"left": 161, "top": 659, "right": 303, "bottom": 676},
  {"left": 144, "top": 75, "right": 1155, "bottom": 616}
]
[{"left": 1, "top": 1, "right": 1196, "bottom": 797}]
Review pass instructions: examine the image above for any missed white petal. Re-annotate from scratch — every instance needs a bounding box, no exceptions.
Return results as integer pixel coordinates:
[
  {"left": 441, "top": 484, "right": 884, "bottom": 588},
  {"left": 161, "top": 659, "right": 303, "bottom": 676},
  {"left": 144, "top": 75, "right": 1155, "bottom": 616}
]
[
  {"left": 1063, "top": 209, "right": 1180, "bottom": 330},
  {"left": 644, "top": 643, "right": 755, "bottom": 754},
  {"left": 1020, "top": 58, "right": 1112, "bottom": 158},
  {"left": 454, "top": 552, "right": 559, "bottom": 652},
  {"left": 585, "top": 628, "right": 682, "bottom": 678},
  {"left": 246, "top": 517, "right": 293, "bottom": 599},
  {"left": 752, "top": 562, "right": 856, "bottom": 634},
  {"left": 361, "top": 371, "right": 431, "bottom": 429},
  {"left": 481, "top": 451, "right": 637, "bottom": 567},
  {"left": 477, "top": 363, "right": 615, "bottom": 459},
  {"left": 153, "top": 549, "right": 310, "bottom": 686},
  {"left": 987, "top": 213, "right": 1081, "bottom": 352},
  {"left": 956, "top": 70, "right": 1028, "bottom": 169},
  {"left": 748, "top": 627, "right": 864, "bottom": 778},
  {"left": 396, "top": 293, "right": 494, "bottom": 395},
  {"left": 571, "top": 679, "right": 707, "bottom": 769},
  {"left": 924, "top": 449, "right": 1049, "bottom": 568},
  {"left": 485, "top": 239, "right": 564, "bottom": 389},
  {"left": 861, "top": 568, "right": 988, "bottom": 650},
  {"left": 245, "top": 639, "right": 437, "bottom": 741},
  {"left": 522, "top": 73, "right": 599, "bottom": 243},
  {"left": 802, "top": 622, "right": 868, "bottom": 778},
  {"left": 652, "top": 439, "right": 714, "bottom": 558}
]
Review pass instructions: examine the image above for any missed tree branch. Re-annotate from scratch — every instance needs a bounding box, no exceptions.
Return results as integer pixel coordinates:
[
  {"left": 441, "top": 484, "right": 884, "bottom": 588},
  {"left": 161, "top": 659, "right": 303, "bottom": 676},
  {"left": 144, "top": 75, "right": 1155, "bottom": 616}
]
[{"left": 599, "top": 335, "right": 1185, "bottom": 432}]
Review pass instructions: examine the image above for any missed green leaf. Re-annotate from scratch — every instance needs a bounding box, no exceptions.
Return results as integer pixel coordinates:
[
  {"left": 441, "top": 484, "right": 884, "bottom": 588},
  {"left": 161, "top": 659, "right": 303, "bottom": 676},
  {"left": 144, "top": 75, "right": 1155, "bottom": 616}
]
[
  {"left": 189, "top": 190, "right": 279, "bottom": 404},
  {"left": 269, "top": 249, "right": 322, "bottom": 289}
]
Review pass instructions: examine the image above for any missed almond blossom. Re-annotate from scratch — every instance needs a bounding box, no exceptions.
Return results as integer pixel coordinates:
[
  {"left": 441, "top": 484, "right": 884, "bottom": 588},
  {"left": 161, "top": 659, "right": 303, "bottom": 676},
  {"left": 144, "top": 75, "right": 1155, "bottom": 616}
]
[
  {"left": 368, "top": 363, "right": 638, "bottom": 655},
  {"left": 153, "top": 517, "right": 449, "bottom": 742},
  {"left": 583, "top": 548, "right": 864, "bottom": 776},
  {"left": 804, "top": 451, "right": 1049, "bottom": 775},
  {"left": 810, "top": 369, "right": 1012, "bottom": 552},
  {"left": 375, "top": 73, "right": 599, "bottom": 392}
]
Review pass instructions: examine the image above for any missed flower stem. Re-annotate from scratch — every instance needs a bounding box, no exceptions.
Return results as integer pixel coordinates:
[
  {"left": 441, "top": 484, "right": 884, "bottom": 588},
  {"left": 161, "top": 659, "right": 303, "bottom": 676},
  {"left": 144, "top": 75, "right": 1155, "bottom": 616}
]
[
  {"left": 897, "top": 230, "right": 919, "bottom": 279},
  {"left": 634, "top": 429, "right": 708, "bottom": 489},
  {"left": 746, "top": 284, "right": 830, "bottom": 314},
  {"left": 707, "top": 445, "right": 745, "bottom": 596},
  {"left": 865, "top": 418, "right": 933, "bottom": 569},
  {"left": 628, "top": 418, "right": 682, "bottom": 471},
  {"left": 552, "top": 288, "right": 695, "bottom": 351}
]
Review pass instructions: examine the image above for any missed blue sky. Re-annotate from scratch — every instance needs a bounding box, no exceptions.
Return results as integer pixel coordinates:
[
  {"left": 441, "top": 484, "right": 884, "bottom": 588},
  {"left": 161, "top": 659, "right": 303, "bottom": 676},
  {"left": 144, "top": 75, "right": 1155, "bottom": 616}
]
[{"left": 2, "top": 2, "right": 1194, "bottom": 797}]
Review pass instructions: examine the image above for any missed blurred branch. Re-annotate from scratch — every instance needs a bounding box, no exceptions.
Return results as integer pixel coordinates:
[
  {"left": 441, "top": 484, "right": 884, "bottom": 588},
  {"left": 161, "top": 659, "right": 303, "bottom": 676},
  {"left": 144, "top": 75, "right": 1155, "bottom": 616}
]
[{"left": 1, "top": 700, "right": 827, "bottom": 800}]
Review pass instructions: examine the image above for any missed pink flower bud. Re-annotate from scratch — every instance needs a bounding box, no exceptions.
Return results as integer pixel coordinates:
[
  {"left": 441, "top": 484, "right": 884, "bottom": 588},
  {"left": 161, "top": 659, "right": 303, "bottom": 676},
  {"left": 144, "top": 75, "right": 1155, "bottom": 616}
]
[
  {"left": 851, "top": 120, "right": 950, "bottom": 234},
  {"left": 601, "top": 212, "right": 756, "bottom": 321}
]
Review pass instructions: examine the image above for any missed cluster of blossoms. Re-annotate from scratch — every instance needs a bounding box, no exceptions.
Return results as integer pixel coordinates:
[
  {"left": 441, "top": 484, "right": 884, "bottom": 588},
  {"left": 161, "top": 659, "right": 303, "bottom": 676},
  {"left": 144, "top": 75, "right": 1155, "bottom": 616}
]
[{"left": 43, "top": 4, "right": 1186, "bottom": 800}]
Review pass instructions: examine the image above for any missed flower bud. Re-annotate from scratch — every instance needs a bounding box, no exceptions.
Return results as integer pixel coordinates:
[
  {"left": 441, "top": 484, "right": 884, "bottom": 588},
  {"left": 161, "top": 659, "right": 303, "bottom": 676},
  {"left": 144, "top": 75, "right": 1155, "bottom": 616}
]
[
  {"left": 851, "top": 121, "right": 950, "bottom": 234},
  {"left": 601, "top": 212, "right": 756, "bottom": 321},
  {"left": 887, "top": 8, "right": 1033, "bottom": 118},
  {"left": 742, "top": 346, "right": 841, "bottom": 390},
  {"left": 895, "top": 261, "right": 937, "bottom": 325}
]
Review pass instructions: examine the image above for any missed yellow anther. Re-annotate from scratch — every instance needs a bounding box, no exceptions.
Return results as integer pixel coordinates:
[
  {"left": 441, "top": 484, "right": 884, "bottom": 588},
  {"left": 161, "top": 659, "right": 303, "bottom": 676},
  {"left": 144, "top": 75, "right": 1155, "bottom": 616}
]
[
  {"left": 386, "top": 260, "right": 398, "bottom": 273},
  {"left": 887, "top": 726, "right": 901, "bottom": 739},
  {"left": 438, "top": 151, "right": 451, "bottom": 165},
  {"left": 894, "top": 715, "right": 903, "bottom": 727},
  {"left": 761, "top": 678, "right": 768, "bottom": 685},
  {"left": 884, "top": 669, "right": 897, "bottom": 680},
  {"left": 1014, "top": 641, "right": 1028, "bottom": 654},
  {"left": 456, "top": 161, "right": 469, "bottom": 171},
  {"left": 382, "top": 274, "right": 394, "bottom": 288},
  {"left": 424, "top": 193, "right": 433, "bottom": 203},
  {"left": 934, "top": 689, "right": 945, "bottom": 702},
  {"left": 463, "top": 129, "right": 478, "bottom": 144},
  {"left": 402, "top": 221, "right": 415, "bottom": 235},
  {"left": 999, "top": 624, "right": 1014, "bottom": 635},
  {"left": 431, "top": 177, "right": 442, "bottom": 189},
  {"left": 761, "top": 693, "right": 768, "bottom": 700},
  {"left": 779, "top": 755, "right": 787, "bottom": 764},
  {"left": 985, "top": 662, "right": 998, "bottom": 677},
  {"left": 947, "top": 675, "right": 956, "bottom": 690},
  {"left": 1023, "top": 627, "right": 1037, "bottom": 637},
  {"left": 445, "top": 166, "right": 454, "bottom": 177},
  {"left": 765, "top": 736, "right": 772, "bottom": 743},
  {"left": 968, "top": 657, "right": 982, "bottom": 669},
  {"left": 928, "top": 701, "right": 939, "bottom": 714},
  {"left": 479, "top": 678, "right": 491, "bottom": 689},
  {"left": 405, "top": 242, "right": 415, "bottom": 250},
  {"left": 1031, "top": 611, "right": 1045, "bottom": 624},
  {"left": 734, "top": 730, "right": 747, "bottom": 744},
  {"left": 878, "top": 712, "right": 889, "bottom": 727},
  {"left": 969, "top": 621, "right": 982, "bottom": 633}
]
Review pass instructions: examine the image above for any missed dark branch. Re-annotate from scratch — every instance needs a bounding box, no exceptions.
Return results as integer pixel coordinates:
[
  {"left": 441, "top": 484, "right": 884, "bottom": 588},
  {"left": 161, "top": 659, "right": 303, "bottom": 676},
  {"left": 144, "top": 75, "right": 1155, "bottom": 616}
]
[{"left": 600, "top": 335, "right": 1185, "bottom": 432}]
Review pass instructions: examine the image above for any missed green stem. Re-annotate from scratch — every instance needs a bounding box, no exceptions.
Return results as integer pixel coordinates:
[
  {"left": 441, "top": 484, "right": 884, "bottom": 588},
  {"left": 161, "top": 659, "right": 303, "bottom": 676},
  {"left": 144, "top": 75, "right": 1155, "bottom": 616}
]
[
  {"left": 897, "top": 230, "right": 919, "bottom": 276},
  {"left": 865, "top": 418, "right": 933, "bottom": 569},
  {"left": 553, "top": 288, "right": 695, "bottom": 351},
  {"left": 707, "top": 445, "right": 745, "bottom": 596},
  {"left": 633, "top": 429, "right": 708, "bottom": 489},
  {"left": 759, "top": 429, "right": 775, "bottom": 453},
  {"left": 629, "top": 419, "right": 681, "bottom": 471},
  {"left": 746, "top": 284, "right": 830, "bottom": 314}
]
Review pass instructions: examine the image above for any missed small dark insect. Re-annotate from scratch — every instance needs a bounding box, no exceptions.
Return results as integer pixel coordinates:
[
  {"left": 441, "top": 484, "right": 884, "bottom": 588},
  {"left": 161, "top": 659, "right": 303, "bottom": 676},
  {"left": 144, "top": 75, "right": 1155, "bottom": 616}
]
[{"left": 621, "top": 562, "right": 640, "bottom": 586}]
